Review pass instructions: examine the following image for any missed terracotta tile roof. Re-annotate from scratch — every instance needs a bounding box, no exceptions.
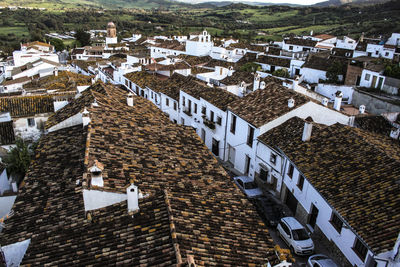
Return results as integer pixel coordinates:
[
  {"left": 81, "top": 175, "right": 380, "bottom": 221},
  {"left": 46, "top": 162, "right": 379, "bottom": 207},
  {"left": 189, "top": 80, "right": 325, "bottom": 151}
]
[
  {"left": 22, "top": 41, "right": 53, "bottom": 48},
  {"left": 285, "top": 38, "right": 317, "bottom": 47},
  {"left": 24, "top": 71, "right": 92, "bottom": 92},
  {"left": 45, "top": 83, "right": 106, "bottom": 129},
  {"left": 220, "top": 71, "right": 254, "bottom": 85},
  {"left": 332, "top": 47, "right": 354, "bottom": 58},
  {"left": 177, "top": 55, "right": 213, "bottom": 67},
  {"left": 0, "top": 120, "right": 15, "bottom": 145},
  {"left": 0, "top": 95, "right": 54, "bottom": 118},
  {"left": 354, "top": 115, "right": 394, "bottom": 136},
  {"left": 258, "top": 117, "right": 400, "bottom": 254},
  {"left": 1, "top": 76, "right": 31, "bottom": 86},
  {"left": 153, "top": 40, "right": 185, "bottom": 51},
  {"left": 314, "top": 34, "right": 335, "bottom": 40},
  {"left": 267, "top": 46, "right": 281, "bottom": 56},
  {"left": 10, "top": 82, "right": 278, "bottom": 265},
  {"left": 303, "top": 54, "right": 347, "bottom": 72},
  {"left": 228, "top": 82, "right": 309, "bottom": 128},
  {"left": 229, "top": 43, "right": 266, "bottom": 52},
  {"left": 256, "top": 55, "right": 291, "bottom": 68}
]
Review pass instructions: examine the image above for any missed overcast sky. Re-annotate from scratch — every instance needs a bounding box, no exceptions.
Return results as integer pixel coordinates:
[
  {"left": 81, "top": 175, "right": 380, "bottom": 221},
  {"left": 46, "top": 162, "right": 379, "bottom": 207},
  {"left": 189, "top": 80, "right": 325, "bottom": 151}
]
[{"left": 178, "top": 0, "right": 325, "bottom": 5}]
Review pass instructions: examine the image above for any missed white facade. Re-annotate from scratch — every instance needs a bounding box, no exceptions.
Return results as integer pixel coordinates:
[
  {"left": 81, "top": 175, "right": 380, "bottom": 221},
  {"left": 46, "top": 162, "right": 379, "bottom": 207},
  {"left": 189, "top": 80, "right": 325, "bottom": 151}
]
[
  {"left": 185, "top": 30, "right": 213, "bottom": 57},
  {"left": 316, "top": 84, "right": 354, "bottom": 104},
  {"left": 300, "top": 67, "right": 327, "bottom": 84},
  {"left": 14, "top": 114, "right": 49, "bottom": 141},
  {"left": 12, "top": 49, "right": 59, "bottom": 68},
  {"left": 179, "top": 90, "right": 227, "bottom": 160},
  {"left": 386, "top": 33, "right": 400, "bottom": 46},
  {"left": 336, "top": 37, "right": 357, "bottom": 50},
  {"left": 359, "top": 69, "right": 385, "bottom": 89},
  {"left": 150, "top": 46, "right": 186, "bottom": 59}
]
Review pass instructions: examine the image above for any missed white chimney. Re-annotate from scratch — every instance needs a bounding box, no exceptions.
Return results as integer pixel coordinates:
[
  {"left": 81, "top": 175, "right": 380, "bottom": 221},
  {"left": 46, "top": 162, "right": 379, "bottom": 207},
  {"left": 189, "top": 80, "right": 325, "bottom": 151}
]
[
  {"left": 322, "top": 98, "right": 329, "bottom": 106},
  {"left": 390, "top": 128, "right": 400, "bottom": 140},
  {"left": 89, "top": 161, "right": 104, "bottom": 187},
  {"left": 253, "top": 75, "right": 260, "bottom": 91},
  {"left": 127, "top": 183, "right": 139, "bottom": 213},
  {"left": 333, "top": 91, "right": 343, "bottom": 111},
  {"left": 228, "top": 66, "right": 234, "bottom": 77},
  {"left": 127, "top": 92, "right": 134, "bottom": 107},
  {"left": 259, "top": 81, "right": 266, "bottom": 90},
  {"left": 302, "top": 117, "right": 313, "bottom": 142},
  {"left": 54, "top": 67, "right": 58, "bottom": 77},
  {"left": 82, "top": 108, "right": 91, "bottom": 127},
  {"left": 91, "top": 78, "right": 95, "bottom": 85},
  {"left": 292, "top": 76, "right": 300, "bottom": 90},
  {"left": 288, "top": 98, "right": 295, "bottom": 108},
  {"left": 359, "top": 105, "right": 366, "bottom": 114}
]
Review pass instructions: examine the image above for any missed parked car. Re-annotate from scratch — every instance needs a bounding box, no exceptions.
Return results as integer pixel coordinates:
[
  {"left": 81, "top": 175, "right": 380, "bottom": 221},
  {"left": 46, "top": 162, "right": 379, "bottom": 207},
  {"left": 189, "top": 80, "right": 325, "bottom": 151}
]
[
  {"left": 277, "top": 217, "right": 314, "bottom": 255},
  {"left": 307, "top": 254, "right": 338, "bottom": 267},
  {"left": 254, "top": 196, "right": 284, "bottom": 227},
  {"left": 233, "top": 176, "right": 263, "bottom": 198}
]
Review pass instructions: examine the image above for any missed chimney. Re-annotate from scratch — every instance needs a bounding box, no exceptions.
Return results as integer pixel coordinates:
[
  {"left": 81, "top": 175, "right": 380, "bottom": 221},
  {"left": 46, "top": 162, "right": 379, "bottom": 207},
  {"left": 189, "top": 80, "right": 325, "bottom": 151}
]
[
  {"left": 360, "top": 32, "right": 364, "bottom": 42},
  {"left": 302, "top": 117, "right": 313, "bottom": 142},
  {"left": 54, "top": 67, "right": 58, "bottom": 76},
  {"left": 292, "top": 76, "right": 300, "bottom": 90},
  {"left": 333, "top": 91, "right": 343, "bottom": 111},
  {"left": 127, "top": 183, "right": 139, "bottom": 213},
  {"left": 321, "top": 97, "right": 329, "bottom": 106},
  {"left": 288, "top": 98, "right": 295, "bottom": 108},
  {"left": 253, "top": 75, "right": 260, "bottom": 91},
  {"left": 89, "top": 160, "right": 104, "bottom": 187},
  {"left": 390, "top": 127, "right": 400, "bottom": 140},
  {"left": 82, "top": 108, "right": 91, "bottom": 127},
  {"left": 187, "top": 255, "right": 196, "bottom": 267},
  {"left": 259, "top": 81, "right": 266, "bottom": 90},
  {"left": 228, "top": 66, "right": 233, "bottom": 77},
  {"left": 127, "top": 92, "right": 134, "bottom": 107},
  {"left": 359, "top": 105, "right": 366, "bottom": 114}
]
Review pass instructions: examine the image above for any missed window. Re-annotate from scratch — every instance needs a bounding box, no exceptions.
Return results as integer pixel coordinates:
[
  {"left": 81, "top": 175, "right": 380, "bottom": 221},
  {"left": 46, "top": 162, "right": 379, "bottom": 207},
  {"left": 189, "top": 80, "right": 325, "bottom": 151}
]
[
  {"left": 353, "top": 237, "right": 368, "bottom": 261},
  {"left": 166, "top": 98, "right": 169, "bottom": 106},
  {"left": 375, "top": 50, "right": 379, "bottom": 55},
  {"left": 289, "top": 45, "right": 293, "bottom": 51},
  {"left": 194, "top": 103, "right": 197, "bottom": 114},
  {"left": 259, "top": 168, "right": 268, "bottom": 181},
  {"left": 385, "top": 52, "right": 389, "bottom": 57},
  {"left": 173, "top": 119, "right": 177, "bottom": 124},
  {"left": 330, "top": 212, "right": 343, "bottom": 233},
  {"left": 216, "top": 116, "right": 222, "bottom": 126},
  {"left": 182, "top": 96, "right": 185, "bottom": 107},
  {"left": 230, "top": 114, "right": 236, "bottom": 134},
  {"left": 210, "top": 111, "right": 214, "bottom": 122},
  {"left": 201, "top": 106, "right": 206, "bottom": 115},
  {"left": 27, "top": 118, "right": 35, "bottom": 127},
  {"left": 212, "top": 138, "right": 219, "bottom": 156},
  {"left": 155, "top": 95, "right": 158, "bottom": 103},
  {"left": 201, "top": 128, "right": 206, "bottom": 142},
  {"left": 174, "top": 102, "right": 177, "bottom": 111},
  {"left": 181, "top": 118, "right": 185, "bottom": 125},
  {"left": 247, "top": 126, "right": 254, "bottom": 147},
  {"left": 287, "top": 164, "right": 294, "bottom": 178},
  {"left": 297, "top": 174, "right": 304, "bottom": 191},
  {"left": 270, "top": 153, "right": 277, "bottom": 164},
  {"left": 365, "top": 73, "right": 370, "bottom": 81},
  {"left": 151, "top": 91, "right": 154, "bottom": 99},
  {"left": 188, "top": 99, "right": 192, "bottom": 113}
]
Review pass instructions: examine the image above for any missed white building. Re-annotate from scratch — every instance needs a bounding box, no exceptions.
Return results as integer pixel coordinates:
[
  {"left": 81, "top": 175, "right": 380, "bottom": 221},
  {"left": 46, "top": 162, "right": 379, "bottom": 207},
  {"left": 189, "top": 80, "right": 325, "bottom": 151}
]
[
  {"left": 225, "top": 82, "right": 352, "bottom": 177},
  {"left": 13, "top": 42, "right": 58, "bottom": 68},
  {"left": 255, "top": 116, "right": 400, "bottom": 267}
]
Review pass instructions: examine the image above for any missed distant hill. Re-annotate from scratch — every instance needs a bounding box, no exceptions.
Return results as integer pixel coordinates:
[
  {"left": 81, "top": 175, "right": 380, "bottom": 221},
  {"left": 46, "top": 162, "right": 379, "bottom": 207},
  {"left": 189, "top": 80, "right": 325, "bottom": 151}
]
[{"left": 314, "top": 0, "right": 391, "bottom": 6}]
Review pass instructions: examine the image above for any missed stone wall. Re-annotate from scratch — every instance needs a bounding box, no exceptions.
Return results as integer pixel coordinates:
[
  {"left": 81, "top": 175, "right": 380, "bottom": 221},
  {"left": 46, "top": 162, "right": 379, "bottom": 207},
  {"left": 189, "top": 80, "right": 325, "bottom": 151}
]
[{"left": 352, "top": 89, "right": 400, "bottom": 115}]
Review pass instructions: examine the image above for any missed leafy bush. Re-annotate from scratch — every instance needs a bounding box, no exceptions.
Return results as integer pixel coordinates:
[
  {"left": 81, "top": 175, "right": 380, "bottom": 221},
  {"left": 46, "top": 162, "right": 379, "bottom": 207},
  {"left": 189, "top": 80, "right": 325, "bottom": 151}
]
[
  {"left": 272, "top": 68, "right": 289, "bottom": 78},
  {"left": 3, "top": 138, "right": 36, "bottom": 182},
  {"left": 240, "top": 62, "right": 261, "bottom": 73}
]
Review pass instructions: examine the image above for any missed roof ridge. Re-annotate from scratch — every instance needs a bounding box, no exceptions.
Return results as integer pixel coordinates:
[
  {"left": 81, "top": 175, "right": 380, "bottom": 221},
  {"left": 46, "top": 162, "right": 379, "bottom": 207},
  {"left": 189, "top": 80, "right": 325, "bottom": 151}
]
[{"left": 164, "top": 189, "right": 183, "bottom": 265}]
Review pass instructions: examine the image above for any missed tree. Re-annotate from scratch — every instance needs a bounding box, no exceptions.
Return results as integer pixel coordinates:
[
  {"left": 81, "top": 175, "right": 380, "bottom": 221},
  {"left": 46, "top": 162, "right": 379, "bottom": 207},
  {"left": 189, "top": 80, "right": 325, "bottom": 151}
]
[
  {"left": 50, "top": 38, "right": 65, "bottom": 51},
  {"left": 326, "top": 61, "right": 344, "bottom": 84},
  {"left": 240, "top": 62, "right": 261, "bottom": 73},
  {"left": 3, "top": 138, "right": 35, "bottom": 182},
  {"left": 272, "top": 68, "right": 290, "bottom": 78},
  {"left": 75, "top": 29, "right": 91, "bottom": 47}
]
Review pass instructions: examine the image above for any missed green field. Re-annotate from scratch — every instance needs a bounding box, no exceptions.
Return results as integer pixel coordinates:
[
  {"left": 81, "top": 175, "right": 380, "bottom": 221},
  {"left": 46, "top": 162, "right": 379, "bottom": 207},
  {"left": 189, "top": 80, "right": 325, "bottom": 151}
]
[{"left": 0, "top": 26, "right": 29, "bottom": 37}]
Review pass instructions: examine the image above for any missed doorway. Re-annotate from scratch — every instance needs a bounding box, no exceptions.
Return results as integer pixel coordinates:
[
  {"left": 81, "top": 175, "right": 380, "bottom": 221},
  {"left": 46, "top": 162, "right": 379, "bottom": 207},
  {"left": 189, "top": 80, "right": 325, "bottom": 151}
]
[
  {"left": 308, "top": 204, "right": 319, "bottom": 229},
  {"left": 244, "top": 155, "right": 251, "bottom": 175},
  {"left": 228, "top": 144, "right": 235, "bottom": 166},
  {"left": 285, "top": 188, "right": 298, "bottom": 215}
]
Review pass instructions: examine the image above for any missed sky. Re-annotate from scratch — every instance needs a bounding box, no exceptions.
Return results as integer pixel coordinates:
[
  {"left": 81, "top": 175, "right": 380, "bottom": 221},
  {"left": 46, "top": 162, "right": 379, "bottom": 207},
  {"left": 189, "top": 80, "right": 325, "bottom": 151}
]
[{"left": 178, "top": 0, "right": 326, "bottom": 5}]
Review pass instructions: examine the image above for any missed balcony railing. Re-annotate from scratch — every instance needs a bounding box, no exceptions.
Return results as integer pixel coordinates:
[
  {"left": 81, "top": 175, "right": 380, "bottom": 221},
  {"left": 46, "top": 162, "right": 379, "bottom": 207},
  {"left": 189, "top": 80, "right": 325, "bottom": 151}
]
[
  {"left": 183, "top": 107, "right": 192, "bottom": 117},
  {"left": 203, "top": 116, "right": 215, "bottom": 130}
]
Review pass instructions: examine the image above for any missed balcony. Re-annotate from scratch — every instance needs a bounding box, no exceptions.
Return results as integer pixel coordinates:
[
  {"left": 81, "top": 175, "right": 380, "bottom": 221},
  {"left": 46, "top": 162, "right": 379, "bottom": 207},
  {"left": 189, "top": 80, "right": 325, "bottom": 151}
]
[
  {"left": 183, "top": 107, "right": 192, "bottom": 117},
  {"left": 203, "top": 116, "right": 215, "bottom": 130}
]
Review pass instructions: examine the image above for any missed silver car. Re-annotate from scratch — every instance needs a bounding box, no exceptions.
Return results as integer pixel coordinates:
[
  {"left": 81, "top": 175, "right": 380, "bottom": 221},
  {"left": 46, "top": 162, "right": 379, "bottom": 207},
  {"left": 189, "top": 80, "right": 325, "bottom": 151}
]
[
  {"left": 233, "top": 176, "right": 263, "bottom": 198},
  {"left": 307, "top": 254, "right": 338, "bottom": 267}
]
